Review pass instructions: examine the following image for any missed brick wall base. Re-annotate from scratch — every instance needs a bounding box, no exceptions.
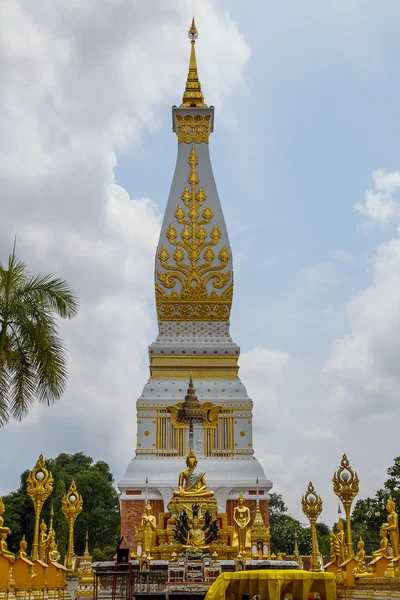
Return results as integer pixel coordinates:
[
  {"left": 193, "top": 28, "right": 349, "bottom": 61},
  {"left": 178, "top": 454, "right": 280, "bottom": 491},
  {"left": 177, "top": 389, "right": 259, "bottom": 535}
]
[{"left": 120, "top": 499, "right": 164, "bottom": 550}]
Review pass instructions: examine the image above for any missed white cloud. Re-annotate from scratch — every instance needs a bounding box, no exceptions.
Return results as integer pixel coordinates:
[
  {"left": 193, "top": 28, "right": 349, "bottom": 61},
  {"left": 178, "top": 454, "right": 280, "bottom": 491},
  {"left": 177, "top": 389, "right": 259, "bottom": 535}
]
[
  {"left": 0, "top": 1, "right": 250, "bottom": 494},
  {"left": 302, "top": 426, "right": 338, "bottom": 442},
  {"left": 325, "top": 171, "right": 400, "bottom": 423},
  {"left": 355, "top": 169, "right": 400, "bottom": 225},
  {"left": 329, "top": 250, "right": 355, "bottom": 264}
]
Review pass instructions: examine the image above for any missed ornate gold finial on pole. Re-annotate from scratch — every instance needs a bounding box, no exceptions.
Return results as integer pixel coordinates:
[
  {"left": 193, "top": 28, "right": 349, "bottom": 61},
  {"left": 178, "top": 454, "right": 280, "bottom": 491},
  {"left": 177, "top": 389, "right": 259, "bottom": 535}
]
[
  {"left": 84, "top": 531, "right": 89, "bottom": 556},
  {"left": 62, "top": 481, "right": 83, "bottom": 574},
  {"left": 49, "top": 500, "right": 54, "bottom": 533},
  {"left": 180, "top": 18, "right": 207, "bottom": 108},
  {"left": 26, "top": 454, "right": 54, "bottom": 561},
  {"left": 332, "top": 453, "right": 359, "bottom": 558},
  {"left": 301, "top": 482, "right": 323, "bottom": 572}
]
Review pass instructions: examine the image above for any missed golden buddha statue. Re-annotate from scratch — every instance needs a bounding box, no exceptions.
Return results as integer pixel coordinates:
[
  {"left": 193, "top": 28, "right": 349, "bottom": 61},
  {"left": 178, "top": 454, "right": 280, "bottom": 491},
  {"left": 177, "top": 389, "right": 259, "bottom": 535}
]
[
  {"left": 335, "top": 519, "right": 346, "bottom": 563},
  {"left": 173, "top": 448, "right": 214, "bottom": 498},
  {"left": 46, "top": 530, "right": 60, "bottom": 563},
  {"left": 140, "top": 503, "right": 157, "bottom": 556},
  {"left": 329, "top": 530, "right": 341, "bottom": 565},
  {"left": 383, "top": 496, "right": 399, "bottom": 557},
  {"left": 185, "top": 517, "right": 208, "bottom": 549},
  {"left": 0, "top": 532, "right": 15, "bottom": 563},
  {"left": 373, "top": 527, "right": 389, "bottom": 558},
  {"left": 18, "top": 536, "right": 28, "bottom": 560},
  {"left": 39, "top": 520, "right": 48, "bottom": 562},
  {"left": 354, "top": 537, "right": 367, "bottom": 573},
  {"left": 232, "top": 493, "right": 251, "bottom": 554}
]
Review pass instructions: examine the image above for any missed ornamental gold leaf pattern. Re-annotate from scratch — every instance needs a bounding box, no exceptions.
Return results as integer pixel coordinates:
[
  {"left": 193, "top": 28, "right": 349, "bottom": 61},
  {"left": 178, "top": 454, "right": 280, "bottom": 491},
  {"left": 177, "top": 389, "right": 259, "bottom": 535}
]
[
  {"left": 176, "top": 115, "right": 211, "bottom": 144},
  {"left": 156, "top": 144, "right": 232, "bottom": 322}
]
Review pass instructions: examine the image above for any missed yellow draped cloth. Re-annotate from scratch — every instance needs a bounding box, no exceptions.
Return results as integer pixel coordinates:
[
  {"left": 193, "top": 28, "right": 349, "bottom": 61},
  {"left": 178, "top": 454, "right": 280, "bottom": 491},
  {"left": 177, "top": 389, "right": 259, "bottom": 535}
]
[{"left": 204, "top": 570, "right": 336, "bottom": 600}]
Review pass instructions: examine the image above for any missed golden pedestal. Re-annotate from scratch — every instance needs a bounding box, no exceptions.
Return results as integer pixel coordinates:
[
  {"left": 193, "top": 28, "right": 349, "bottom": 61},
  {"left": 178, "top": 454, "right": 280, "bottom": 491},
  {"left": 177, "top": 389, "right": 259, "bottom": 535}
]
[
  {"left": 339, "top": 557, "right": 358, "bottom": 587},
  {"left": 369, "top": 555, "right": 390, "bottom": 578},
  {"left": 13, "top": 557, "right": 35, "bottom": 594},
  {"left": 167, "top": 495, "right": 219, "bottom": 522},
  {"left": 46, "top": 561, "right": 67, "bottom": 597},
  {"left": 0, "top": 555, "right": 13, "bottom": 593},
  {"left": 31, "top": 560, "right": 47, "bottom": 594}
]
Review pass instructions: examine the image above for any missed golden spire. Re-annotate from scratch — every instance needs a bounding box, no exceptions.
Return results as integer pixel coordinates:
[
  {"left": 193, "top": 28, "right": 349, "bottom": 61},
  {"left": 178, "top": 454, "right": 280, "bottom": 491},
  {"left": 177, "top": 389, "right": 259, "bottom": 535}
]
[
  {"left": 84, "top": 531, "right": 89, "bottom": 556},
  {"left": 181, "top": 18, "right": 207, "bottom": 108}
]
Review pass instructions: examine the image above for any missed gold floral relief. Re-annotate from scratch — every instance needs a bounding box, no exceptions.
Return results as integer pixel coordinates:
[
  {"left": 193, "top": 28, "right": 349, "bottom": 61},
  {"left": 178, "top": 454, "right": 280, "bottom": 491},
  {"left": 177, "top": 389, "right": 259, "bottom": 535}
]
[
  {"left": 156, "top": 144, "right": 232, "bottom": 322},
  {"left": 175, "top": 115, "right": 211, "bottom": 144}
]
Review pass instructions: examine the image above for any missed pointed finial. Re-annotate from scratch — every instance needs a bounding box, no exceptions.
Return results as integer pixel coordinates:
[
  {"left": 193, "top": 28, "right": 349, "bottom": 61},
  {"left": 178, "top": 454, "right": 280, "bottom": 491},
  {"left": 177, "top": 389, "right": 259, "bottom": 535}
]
[
  {"left": 188, "top": 17, "right": 198, "bottom": 40},
  {"left": 181, "top": 18, "right": 207, "bottom": 108},
  {"left": 85, "top": 531, "right": 89, "bottom": 555}
]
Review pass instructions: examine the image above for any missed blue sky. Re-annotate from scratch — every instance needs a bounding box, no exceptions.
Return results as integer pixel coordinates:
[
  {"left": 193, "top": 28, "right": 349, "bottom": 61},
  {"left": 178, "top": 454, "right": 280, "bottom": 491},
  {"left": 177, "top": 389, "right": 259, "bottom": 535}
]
[{"left": 1, "top": 0, "right": 400, "bottom": 526}]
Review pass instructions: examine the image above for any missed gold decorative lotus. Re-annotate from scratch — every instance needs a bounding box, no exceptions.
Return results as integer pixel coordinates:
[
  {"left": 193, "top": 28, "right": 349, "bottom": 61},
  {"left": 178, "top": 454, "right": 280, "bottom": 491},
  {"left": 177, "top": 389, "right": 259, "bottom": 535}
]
[{"left": 156, "top": 145, "right": 232, "bottom": 321}]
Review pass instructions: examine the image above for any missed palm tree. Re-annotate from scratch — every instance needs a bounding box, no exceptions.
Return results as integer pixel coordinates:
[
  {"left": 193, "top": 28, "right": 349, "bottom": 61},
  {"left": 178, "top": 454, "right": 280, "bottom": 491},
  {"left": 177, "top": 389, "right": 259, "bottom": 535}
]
[{"left": 0, "top": 247, "right": 79, "bottom": 425}]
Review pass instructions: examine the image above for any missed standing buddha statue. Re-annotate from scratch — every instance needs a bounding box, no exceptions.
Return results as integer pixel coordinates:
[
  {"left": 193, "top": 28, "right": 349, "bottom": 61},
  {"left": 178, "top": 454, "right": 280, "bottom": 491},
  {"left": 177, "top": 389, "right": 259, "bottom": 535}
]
[
  {"left": 140, "top": 503, "right": 157, "bottom": 557},
  {"left": 335, "top": 519, "right": 346, "bottom": 564},
  {"left": 383, "top": 495, "right": 399, "bottom": 557},
  {"left": 232, "top": 492, "right": 251, "bottom": 554},
  {"left": 38, "top": 520, "right": 48, "bottom": 562}
]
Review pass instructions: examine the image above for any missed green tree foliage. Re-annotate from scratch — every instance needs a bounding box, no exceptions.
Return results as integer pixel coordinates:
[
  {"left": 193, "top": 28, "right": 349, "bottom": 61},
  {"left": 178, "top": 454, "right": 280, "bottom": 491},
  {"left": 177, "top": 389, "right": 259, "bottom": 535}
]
[
  {"left": 3, "top": 453, "right": 120, "bottom": 558},
  {"left": 269, "top": 493, "right": 331, "bottom": 557},
  {"left": 351, "top": 457, "right": 400, "bottom": 554},
  {"left": 269, "top": 493, "right": 312, "bottom": 555},
  {"left": 0, "top": 248, "right": 79, "bottom": 425}
]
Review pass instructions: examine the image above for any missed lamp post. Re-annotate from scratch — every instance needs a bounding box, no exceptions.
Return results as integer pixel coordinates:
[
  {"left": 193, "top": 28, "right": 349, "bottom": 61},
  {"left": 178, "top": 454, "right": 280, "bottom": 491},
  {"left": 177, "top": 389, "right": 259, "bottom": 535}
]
[
  {"left": 301, "top": 482, "right": 323, "bottom": 572},
  {"left": 26, "top": 454, "right": 54, "bottom": 561},
  {"left": 62, "top": 481, "right": 83, "bottom": 574},
  {"left": 332, "top": 454, "right": 359, "bottom": 558}
]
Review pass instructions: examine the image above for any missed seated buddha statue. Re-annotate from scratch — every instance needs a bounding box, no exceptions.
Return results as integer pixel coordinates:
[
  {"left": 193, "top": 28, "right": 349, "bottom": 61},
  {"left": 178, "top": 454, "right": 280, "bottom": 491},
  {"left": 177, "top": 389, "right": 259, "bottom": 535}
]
[
  {"left": 354, "top": 536, "right": 368, "bottom": 574},
  {"left": 17, "top": 536, "right": 28, "bottom": 560},
  {"left": 185, "top": 517, "right": 208, "bottom": 549},
  {"left": 173, "top": 448, "right": 214, "bottom": 498},
  {"left": 373, "top": 527, "right": 389, "bottom": 558},
  {"left": 0, "top": 532, "right": 15, "bottom": 563}
]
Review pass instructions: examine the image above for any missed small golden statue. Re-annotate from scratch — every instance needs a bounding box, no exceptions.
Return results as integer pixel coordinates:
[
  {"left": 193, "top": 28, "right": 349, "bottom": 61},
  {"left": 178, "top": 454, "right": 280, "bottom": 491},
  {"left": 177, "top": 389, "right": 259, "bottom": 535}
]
[
  {"left": 354, "top": 537, "right": 368, "bottom": 574},
  {"left": 232, "top": 493, "right": 251, "bottom": 554},
  {"left": 383, "top": 496, "right": 399, "bottom": 557},
  {"left": 373, "top": 527, "right": 390, "bottom": 558},
  {"left": 140, "top": 503, "right": 157, "bottom": 556},
  {"left": 17, "top": 536, "right": 28, "bottom": 560},
  {"left": 185, "top": 517, "right": 208, "bottom": 549},
  {"left": 173, "top": 448, "right": 214, "bottom": 498},
  {"left": 39, "top": 520, "right": 48, "bottom": 562},
  {"left": 335, "top": 519, "right": 346, "bottom": 563},
  {"left": 329, "top": 530, "right": 341, "bottom": 565},
  {"left": 0, "top": 531, "right": 15, "bottom": 563}
]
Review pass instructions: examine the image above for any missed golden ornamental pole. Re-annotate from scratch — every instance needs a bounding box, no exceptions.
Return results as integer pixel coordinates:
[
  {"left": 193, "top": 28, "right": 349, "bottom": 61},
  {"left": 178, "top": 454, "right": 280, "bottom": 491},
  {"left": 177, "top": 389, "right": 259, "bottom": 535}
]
[
  {"left": 26, "top": 454, "right": 54, "bottom": 561},
  {"left": 62, "top": 481, "right": 83, "bottom": 574},
  {"left": 333, "top": 454, "right": 359, "bottom": 558},
  {"left": 301, "top": 481, "right": 323, "bottom": 572}
]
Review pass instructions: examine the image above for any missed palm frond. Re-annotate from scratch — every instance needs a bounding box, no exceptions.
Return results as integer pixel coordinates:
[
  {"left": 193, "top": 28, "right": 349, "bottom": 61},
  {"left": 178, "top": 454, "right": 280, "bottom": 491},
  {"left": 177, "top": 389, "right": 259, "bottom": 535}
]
[
  {"left": 23, "top": 273, "right": 79, "bottom": 319},
  {"left": 0, "top": 363, "right": 10, "bottom": 426},
  {"left": 0, "top": 247, "right": 79, "bottom": 425}
]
